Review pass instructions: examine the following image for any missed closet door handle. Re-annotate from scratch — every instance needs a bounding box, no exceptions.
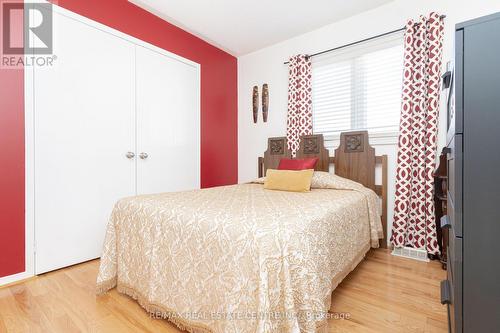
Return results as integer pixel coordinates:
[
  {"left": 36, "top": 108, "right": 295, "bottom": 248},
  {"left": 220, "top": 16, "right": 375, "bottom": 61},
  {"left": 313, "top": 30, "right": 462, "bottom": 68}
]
[
  {"left": 126, "top": 152, "right": 135, "bottom": 159},
  {"left": 139, "top": 152, "right": 149, "bottom": 160}
]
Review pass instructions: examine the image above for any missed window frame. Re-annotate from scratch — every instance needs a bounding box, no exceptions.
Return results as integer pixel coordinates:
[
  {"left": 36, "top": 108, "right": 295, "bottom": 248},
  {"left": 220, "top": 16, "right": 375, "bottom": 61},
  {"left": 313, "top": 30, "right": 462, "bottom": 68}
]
[{"left": 311, "top": 31, "right": 404, "bottom": 146}]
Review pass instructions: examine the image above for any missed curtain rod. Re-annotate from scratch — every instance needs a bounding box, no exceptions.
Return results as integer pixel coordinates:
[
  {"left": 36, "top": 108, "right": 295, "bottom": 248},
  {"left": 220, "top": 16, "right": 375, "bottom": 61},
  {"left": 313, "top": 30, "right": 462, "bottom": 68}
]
[{"left": 283, "top": 14, "right": 446, "bottom": 65}]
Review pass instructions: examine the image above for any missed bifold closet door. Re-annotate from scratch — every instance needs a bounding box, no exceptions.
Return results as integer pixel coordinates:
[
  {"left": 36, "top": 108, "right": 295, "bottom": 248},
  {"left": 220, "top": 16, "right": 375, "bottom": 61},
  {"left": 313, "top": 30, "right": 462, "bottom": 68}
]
[
  {"left": 33, "top": 11, "right": 136, "bottom": 274},
  {"left": 135, "top": 46, "right": 200, "bottom": 194}
]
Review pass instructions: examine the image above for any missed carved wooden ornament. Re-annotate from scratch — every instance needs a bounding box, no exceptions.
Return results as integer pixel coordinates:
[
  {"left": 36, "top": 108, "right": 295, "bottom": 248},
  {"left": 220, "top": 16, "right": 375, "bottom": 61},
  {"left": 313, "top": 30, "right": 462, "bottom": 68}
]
[
  {"left": 344, "top": 133, "right": 364, "bottom": 153},
  {"left": 262, "top": 84, "right": 269, "bottom": 122},
  {"left": 252, "top": 86, "right": 259, "bottom": 123},
  {"left": 262, "top": 137, "right": 291, "bottom": 174},
  {"left": 270, "top": 138, "right": 285, "bottom": 155}
]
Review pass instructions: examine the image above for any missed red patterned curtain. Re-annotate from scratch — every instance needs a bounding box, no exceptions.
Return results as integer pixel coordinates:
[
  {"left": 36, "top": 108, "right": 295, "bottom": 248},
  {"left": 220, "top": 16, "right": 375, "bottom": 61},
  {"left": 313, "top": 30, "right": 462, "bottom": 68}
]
[
  {"left": 391, "top": 13, "right": 444, "bottom": 256},
  {"left": 286, "top": 55, "right": 312, "bottom": 156}
]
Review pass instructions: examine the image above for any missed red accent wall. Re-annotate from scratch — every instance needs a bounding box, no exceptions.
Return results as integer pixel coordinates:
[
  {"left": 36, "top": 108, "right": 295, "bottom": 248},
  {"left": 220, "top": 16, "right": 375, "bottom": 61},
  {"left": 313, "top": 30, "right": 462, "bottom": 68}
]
[
  {"left": 0, "top": 0, "right": 237, "bottom": 278},
  {"left": 0, "top": 0, "right": 25, "bottom": 278}
]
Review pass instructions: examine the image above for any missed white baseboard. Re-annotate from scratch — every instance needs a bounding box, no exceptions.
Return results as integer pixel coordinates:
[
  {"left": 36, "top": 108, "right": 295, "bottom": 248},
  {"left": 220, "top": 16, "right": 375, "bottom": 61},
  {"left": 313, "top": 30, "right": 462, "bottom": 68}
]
[{"left": 0, "top": 271, "right": 34, "bottom": 288}]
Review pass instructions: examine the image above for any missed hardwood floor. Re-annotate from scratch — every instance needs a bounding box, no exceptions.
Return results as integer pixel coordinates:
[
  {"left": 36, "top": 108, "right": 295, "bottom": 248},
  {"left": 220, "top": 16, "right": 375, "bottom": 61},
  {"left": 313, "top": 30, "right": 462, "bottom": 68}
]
[{"left": 0, "top": 249, "right": 447, "bottom": 333}]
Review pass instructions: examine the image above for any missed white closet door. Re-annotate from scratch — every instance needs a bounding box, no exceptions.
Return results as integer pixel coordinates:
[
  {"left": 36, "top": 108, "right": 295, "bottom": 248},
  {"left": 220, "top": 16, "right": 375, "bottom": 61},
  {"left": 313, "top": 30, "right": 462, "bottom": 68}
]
[
  {"left": 136, "top": 46, "right": 200, "bottom": 194},
  {"left": 33, "top": 12, "right": 136, "bottom": 274}
]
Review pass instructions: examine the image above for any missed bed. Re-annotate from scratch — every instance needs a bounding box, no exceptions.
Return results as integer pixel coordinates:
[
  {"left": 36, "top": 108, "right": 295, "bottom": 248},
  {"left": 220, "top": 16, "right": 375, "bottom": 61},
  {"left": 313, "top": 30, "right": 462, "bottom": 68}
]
[{"left": 96, "top": 131, "right": 387, "bottom": 333}]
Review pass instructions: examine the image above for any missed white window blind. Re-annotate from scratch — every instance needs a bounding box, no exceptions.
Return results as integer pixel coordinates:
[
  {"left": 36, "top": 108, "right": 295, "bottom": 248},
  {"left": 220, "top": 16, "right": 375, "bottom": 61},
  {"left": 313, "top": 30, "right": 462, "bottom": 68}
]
[{"left": 312, "top": 32, "right": 404, "bottom": 139}]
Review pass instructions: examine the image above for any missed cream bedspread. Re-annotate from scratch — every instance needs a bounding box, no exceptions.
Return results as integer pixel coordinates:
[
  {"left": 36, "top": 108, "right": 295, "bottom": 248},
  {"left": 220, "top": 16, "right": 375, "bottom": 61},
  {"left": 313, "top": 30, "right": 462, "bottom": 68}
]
[{"left": 96, "top": 172, "right": 383, "bottom": 333}]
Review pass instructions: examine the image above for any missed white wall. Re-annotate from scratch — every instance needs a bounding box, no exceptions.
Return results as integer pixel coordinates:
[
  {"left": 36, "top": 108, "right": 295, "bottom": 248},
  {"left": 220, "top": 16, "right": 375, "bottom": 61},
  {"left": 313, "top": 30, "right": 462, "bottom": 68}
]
[{"left": 237, "top": 0, "right": 500, "bottom": 241}]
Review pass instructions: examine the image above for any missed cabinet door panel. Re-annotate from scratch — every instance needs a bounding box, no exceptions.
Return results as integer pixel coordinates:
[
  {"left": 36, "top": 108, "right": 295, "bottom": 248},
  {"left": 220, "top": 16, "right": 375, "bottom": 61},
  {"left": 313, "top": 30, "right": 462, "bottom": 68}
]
[
  {"left": 446, "top": 134, "right": 462, "bottom": 237},
  {"left": 136, "top": 46, "right": 200, "bottom": 194},
  {"left": 463, "top": 17, "right": 500, "bottom": 332},
  {"left": 34, "top": 11, "right": 136, "bottom": 274}
]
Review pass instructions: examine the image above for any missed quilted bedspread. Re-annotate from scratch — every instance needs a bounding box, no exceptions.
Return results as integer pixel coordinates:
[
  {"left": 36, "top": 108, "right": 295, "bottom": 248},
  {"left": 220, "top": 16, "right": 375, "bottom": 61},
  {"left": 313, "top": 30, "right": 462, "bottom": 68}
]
[{"left": 96, "top": 172, "right": 383, "bottom": 333}]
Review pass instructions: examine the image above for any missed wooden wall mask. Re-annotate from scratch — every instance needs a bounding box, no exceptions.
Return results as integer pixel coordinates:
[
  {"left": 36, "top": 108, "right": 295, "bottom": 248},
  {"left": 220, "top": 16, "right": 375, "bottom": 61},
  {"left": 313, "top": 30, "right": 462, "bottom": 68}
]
[
  {"left": 262, "top": 84, "right": 269, "bottom": 122},
  {"left": 252, "top": 86, "right": 258, "bottom": 123}
]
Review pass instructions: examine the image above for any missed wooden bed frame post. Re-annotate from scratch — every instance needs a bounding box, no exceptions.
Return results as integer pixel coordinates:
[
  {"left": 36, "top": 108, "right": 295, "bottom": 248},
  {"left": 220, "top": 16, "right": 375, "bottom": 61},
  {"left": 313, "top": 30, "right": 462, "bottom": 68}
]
[
  {"left": 258, "top": 132, "right": 388, "bottom": 248},
  {"left": 377, "top": 154, "right": 388, "bottom": 249},
  {"left": 258, "top": 157, "right": 264, "bottom": 178}
]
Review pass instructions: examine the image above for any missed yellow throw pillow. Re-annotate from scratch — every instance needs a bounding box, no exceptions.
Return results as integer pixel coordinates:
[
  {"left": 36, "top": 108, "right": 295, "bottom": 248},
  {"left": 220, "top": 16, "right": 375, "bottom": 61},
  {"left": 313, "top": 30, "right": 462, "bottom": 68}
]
[{"left": 264, "top": 169, "right": 314, "bottom": 192}]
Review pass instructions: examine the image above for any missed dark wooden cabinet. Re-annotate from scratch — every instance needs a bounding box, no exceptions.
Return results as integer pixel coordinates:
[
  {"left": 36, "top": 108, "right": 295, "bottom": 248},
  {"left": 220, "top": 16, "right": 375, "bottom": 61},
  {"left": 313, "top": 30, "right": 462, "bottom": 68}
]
[
  {"left": 443, "top": 12, "right": 500, "bottom": 333},
  {"left": 434, "top": 149, "right": 448, "bottom": 269}
]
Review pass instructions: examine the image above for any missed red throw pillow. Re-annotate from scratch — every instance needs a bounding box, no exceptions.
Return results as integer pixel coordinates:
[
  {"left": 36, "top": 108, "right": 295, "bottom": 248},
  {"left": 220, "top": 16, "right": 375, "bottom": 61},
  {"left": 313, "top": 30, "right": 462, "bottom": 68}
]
[{"left": 278, "top": 158, "right": 318, "bottom": 171}]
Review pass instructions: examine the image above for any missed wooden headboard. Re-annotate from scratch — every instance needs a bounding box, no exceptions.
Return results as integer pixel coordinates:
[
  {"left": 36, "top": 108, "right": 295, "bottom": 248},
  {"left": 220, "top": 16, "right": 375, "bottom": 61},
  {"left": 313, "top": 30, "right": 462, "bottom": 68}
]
[
  {"left": 260, "top": 136, "right": 292, "bottom": 172},
  {"left": 258, "top": 131, "right": 388, "bottom": 248}
]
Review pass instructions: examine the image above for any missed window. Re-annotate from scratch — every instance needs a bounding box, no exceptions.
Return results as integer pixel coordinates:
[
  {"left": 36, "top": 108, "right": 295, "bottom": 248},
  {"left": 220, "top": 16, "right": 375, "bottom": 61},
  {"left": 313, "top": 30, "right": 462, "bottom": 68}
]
[{"left": 312, "top": 32, "right": 404, "bottom": 141}]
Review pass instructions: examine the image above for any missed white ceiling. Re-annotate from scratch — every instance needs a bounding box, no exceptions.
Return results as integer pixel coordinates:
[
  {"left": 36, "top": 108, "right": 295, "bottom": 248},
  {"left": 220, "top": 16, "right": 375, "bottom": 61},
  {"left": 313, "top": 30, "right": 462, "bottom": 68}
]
[{"left": 129, "top": 0, "right": 394, "bottom": 56}]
